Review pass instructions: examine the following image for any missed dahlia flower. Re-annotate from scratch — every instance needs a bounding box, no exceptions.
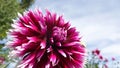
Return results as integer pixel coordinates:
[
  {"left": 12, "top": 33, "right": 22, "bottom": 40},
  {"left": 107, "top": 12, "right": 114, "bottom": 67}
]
[{"left": 7, "top": 9, "right": 85, "bottom": 68}]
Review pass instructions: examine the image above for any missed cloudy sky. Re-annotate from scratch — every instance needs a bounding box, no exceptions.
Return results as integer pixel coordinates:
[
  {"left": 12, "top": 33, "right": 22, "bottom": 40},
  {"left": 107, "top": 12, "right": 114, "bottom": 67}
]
[{"left": 30, "top": 0, "right": 120, "bottom": 58}]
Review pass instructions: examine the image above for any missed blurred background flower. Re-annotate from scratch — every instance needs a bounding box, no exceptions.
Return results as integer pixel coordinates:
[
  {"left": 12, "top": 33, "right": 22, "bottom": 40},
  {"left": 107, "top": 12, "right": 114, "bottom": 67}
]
[
  {"left": 0, "top": 56, "right": 5, "bottom": 64},
  {"left": 85, "top": 49, "right": 119, "bottom": 68}
]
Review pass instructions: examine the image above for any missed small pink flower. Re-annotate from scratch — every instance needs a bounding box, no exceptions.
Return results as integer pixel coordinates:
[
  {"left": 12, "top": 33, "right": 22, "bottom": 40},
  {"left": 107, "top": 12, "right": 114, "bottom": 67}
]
[
  {"left": 98, "top": 55, "right": 103, "bottom": 60},
  {"left": 104, "top": 58, "right": 108, "bottom": 62},
  {"left": 92, "top": 50, "right": 95, "bottom": 54},
  {"left": 7, "top": 9, "right": 85, "bottom": 68},
  {"left": 112, "top": 57, "right": 115, "bottom": 61},
  {"left": 103, "top": 64, "right": 108, "bottom": 68},
  {"left": 0, "top": 56, "right": 5, "bottom": 64},
  {"left": 92, "top": 49, "right": 100, "bottom": 55}
]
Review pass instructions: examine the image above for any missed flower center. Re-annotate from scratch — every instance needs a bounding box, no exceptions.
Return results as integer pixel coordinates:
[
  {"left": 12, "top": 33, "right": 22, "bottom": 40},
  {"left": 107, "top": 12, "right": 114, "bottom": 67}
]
[{"left": 52, "top": 26, "right": 67, "bottom": 42}]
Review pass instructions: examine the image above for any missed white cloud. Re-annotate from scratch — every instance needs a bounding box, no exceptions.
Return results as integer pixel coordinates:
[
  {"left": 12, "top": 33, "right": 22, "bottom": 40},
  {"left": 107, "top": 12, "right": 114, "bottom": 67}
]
[
  {"left": 71, "top": 10, "right": 120, "bottom": 43},
  {"left": 101, "top": 43, "right": 120, "bottom": 57}
]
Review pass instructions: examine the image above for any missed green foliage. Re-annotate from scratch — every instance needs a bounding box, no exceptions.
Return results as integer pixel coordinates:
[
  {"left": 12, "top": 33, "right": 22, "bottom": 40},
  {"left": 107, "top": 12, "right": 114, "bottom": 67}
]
[
  {"left": 85, "top": 63, "right": 99, "bottom": 68},
  {"left": 20, "top": 0, "right": 34, "bottom": 9},
  {"left": 0, "top": 0, "right": 35, "bottom": 39},
  {"left": 0, "top": 0, "right": 23, "bottom": 39}
]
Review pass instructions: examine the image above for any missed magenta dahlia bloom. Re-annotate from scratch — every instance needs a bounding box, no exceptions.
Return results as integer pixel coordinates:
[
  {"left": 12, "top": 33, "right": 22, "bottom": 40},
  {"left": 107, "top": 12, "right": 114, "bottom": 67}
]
[{"left": 7, "top": 9, "right": 85, "bottom": 68}]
